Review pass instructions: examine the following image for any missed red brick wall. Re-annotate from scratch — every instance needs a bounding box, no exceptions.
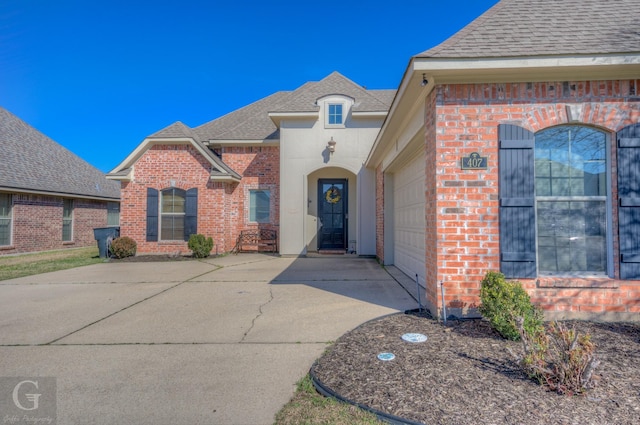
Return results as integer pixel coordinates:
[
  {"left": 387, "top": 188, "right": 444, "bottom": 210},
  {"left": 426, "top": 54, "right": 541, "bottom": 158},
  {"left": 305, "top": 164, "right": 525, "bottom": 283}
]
[
  {"left": 424, "top": 90, "right": 439, "bottom": 310},
  {"left": 429, "top": 79, "right": 640, "bottom": 319},
  {"left": 119, "top": 144, "right": 279, "bottom": 255},
  {"left": 0, "top": 193, "right": 112, "bottom": 255}
]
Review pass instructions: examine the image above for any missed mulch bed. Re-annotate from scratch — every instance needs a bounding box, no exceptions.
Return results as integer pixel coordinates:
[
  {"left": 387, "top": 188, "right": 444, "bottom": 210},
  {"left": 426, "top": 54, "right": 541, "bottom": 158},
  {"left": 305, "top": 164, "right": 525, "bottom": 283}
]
[
  {"left": 312, "top": 313, "right": 640, "bottom": 425},
  {"left": 108, "top": 254, "right": 198, "bottom": 262}
]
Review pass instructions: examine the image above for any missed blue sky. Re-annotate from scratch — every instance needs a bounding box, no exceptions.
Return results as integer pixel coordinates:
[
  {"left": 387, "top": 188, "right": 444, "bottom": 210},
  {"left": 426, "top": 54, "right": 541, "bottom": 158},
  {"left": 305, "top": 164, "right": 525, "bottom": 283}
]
[{"left": 1, "top": 0, "right": 498, "bottom": 172}]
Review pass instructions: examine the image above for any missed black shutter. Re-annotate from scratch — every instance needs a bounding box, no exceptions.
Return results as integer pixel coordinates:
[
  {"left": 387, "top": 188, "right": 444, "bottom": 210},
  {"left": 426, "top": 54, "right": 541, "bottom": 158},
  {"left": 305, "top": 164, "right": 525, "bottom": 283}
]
[
  {"left": 146, "top": 188, "right": 159, "bottom": 242},
  {"left": 617, "top": 123, "right": 640, "bottom": 279},
  {"left": 184, "top": 188, "right": 198, "bottom": 241},
  {"left": 499, "top": 124, "right": 537, "bottom": 278}
]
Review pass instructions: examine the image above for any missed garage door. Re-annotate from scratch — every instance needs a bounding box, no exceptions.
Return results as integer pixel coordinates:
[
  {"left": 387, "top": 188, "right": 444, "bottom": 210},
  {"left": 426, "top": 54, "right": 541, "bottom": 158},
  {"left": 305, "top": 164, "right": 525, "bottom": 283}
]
[{"left": 393, "top": 152, "right": 426, "bottom": 285}]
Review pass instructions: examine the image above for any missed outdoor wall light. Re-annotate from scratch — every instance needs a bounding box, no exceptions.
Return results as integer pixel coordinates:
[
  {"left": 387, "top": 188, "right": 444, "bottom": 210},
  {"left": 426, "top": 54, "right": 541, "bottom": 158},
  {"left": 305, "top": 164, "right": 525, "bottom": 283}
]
[
  {"left": 421, "top": 73, "right": 429, "bottom": 87},
  {"left": 327, "top": 137, "right": 336, "bottom": 154}
]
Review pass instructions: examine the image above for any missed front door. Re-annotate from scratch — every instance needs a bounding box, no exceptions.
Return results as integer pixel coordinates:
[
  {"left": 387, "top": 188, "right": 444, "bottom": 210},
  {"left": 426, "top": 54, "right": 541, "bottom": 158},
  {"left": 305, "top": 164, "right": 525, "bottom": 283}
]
[{"left": 318, "top": 179, "right": 347, "bottom": 250}]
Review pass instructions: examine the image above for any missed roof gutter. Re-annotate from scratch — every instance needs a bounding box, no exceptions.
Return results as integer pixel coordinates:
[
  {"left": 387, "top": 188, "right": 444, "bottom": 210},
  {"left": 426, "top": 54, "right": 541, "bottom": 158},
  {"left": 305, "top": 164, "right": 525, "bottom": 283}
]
[
  {"left": 366, "top": 53, "right": 640, "bottom": 168},
  {"left": 0, "top": 186, "right": 120, "bottom": 202}
]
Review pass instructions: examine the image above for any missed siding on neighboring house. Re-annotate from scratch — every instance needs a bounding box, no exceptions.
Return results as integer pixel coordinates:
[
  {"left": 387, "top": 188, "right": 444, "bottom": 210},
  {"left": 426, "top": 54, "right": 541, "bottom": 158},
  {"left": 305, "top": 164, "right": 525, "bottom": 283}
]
[{"left": 427, "top": 79, "right": 640, "bottom": 318}]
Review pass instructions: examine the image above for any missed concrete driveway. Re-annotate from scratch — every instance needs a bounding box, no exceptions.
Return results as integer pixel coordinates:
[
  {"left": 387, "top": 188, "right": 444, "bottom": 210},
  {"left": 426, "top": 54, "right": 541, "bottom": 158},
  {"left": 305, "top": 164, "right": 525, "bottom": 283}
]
[{"left": 0, "top": 254, "right": 417, "bottom": 424}]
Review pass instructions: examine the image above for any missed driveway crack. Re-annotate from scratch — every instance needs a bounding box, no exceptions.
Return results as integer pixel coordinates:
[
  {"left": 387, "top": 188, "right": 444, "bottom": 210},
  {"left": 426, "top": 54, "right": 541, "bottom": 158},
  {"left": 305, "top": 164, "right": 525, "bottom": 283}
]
[
  {"left": 44, "top": 266, "right": 220, "bottom": 345},
  {"left": 240, "top": 285, "right": 274, "bottom": 343}
]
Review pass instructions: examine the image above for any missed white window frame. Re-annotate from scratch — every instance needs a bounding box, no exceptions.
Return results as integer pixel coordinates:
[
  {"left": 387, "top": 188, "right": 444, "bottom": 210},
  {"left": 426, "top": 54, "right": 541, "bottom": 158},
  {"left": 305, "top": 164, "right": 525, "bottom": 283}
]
[
  {"left": 0, "top": 193, "right": 12, "bottom": 246},
  {"left": 249, "top": 189, "right": 271, "bottom": 224},
  {"left": 107, "top": 202, "right": 120, "bottom": 226},
  {"left": 533, "top": 125, "right": 613, "bottom": 277},
  {"left": 326, "top": 103, "right": 345, "bottom": 128},
  {"left": 160, "top": 188, "right": 186, "bottom": 241},
  {"left": 62, "top": 199, "right": 74, "bottom": 242}
]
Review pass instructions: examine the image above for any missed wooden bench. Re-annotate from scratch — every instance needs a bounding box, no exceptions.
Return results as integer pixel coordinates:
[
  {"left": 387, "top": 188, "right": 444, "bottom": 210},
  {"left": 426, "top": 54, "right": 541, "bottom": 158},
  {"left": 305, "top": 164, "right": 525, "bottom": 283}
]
[{"left": 232, "top": 229, "right": 278, "bottom": 254}]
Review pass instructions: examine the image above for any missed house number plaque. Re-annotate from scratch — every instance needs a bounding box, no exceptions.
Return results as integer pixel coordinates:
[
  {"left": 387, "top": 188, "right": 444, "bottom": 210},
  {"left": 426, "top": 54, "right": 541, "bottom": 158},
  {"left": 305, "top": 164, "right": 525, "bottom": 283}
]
[{"left": 460, "top": 152, "right": 488, "bottom": 170}]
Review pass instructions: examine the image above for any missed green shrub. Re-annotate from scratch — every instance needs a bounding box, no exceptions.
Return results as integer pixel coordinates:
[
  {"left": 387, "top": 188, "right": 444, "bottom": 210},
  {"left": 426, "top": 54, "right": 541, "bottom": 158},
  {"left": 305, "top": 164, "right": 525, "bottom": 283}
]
[
  {"left": 109, "top": 236, "right": 137, "bottom": 259},
  {"left": 509, "top": 318, "right": 600, "bottom": 395},
  {"left": 479, "top": 271, "right": 543, "bottom": 340},
  {"left": 188, "top": 234, "right": 214, "bottom": 258}
]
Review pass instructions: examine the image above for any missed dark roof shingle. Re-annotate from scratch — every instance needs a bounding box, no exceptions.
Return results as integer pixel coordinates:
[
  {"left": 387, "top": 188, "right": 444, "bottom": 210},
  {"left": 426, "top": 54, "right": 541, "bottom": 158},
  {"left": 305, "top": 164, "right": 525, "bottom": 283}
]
[
  {"left": 418, "top": 0, "right": 640, "bottom": 59},
  {"left": 0, "top": 107, "right": 120, "bottom": 199},
  {"left": 193, "top": 72, "right": 395, "bottom": 142}
]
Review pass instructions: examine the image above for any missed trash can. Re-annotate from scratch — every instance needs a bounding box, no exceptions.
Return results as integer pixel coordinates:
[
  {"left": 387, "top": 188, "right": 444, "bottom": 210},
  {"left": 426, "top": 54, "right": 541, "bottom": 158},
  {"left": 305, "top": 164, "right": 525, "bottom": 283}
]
[{"left": 93, "top": 227, "right": 120, "bottom": 258}]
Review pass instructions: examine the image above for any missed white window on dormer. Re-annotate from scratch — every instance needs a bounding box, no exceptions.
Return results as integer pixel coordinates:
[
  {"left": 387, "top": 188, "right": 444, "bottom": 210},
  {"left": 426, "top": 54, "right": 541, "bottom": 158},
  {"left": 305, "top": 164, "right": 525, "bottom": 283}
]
[{"left": 328, "top": 104, "right": 343, "bottom": 126}]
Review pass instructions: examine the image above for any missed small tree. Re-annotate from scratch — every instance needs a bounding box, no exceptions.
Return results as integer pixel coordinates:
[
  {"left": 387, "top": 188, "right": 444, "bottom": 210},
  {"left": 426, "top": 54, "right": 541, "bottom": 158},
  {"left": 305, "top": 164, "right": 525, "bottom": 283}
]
[{"left": 188, "top": 234, "right": 214, "bottom": 258}]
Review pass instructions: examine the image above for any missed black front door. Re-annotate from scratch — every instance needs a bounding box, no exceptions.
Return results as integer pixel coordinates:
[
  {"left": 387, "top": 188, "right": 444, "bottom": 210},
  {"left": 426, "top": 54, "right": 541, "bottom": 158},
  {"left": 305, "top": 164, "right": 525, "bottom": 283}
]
[{"left": 318, "top": 179, "right": 347, "bottom": 250}]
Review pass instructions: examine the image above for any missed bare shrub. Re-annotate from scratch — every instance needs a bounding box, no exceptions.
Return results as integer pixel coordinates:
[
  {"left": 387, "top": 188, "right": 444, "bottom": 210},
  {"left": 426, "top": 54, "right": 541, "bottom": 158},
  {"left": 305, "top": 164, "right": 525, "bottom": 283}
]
[{"left": 509, "top": 317, "right": 600, "bottom": 395}]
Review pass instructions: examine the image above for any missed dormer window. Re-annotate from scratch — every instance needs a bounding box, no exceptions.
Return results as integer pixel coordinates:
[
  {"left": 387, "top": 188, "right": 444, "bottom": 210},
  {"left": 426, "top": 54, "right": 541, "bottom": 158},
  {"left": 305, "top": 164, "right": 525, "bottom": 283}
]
[{"left": 327, "top": 103, "right": 343, "bottom": 126}]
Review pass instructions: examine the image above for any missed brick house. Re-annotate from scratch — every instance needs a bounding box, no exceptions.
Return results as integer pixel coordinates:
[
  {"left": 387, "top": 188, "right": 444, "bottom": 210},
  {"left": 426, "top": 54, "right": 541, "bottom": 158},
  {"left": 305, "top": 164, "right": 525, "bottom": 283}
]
[
  {"left": 367, "top": 0, "right": 640, "bottom": 320},
  {"left": 108, "top": 0, "right": 639, "bottom": 320},
  {"left": 0, "top": 107, "right": 120, "bottom": 255},
  {"left": 107, "top": 72, "right": 394, "bottom": 256}
]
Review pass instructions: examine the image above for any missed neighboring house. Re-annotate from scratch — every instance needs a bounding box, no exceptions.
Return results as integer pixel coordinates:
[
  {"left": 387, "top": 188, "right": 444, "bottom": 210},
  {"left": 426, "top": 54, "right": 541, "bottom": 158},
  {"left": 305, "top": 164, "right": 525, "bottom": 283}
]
[
  {"left": 0, "top": 107, "right": 120, "bottom": 255},
  {"left": 367, "top": 0, "right": 640, "bottom": 320},
  {"left": 107, "top": 72, "right": 395, "bottom": 256}
]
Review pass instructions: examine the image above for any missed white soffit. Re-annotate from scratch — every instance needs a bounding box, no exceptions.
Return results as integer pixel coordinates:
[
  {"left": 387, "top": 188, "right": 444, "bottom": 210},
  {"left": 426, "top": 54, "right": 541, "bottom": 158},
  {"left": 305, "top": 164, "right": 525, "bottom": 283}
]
[{"left": 414, "top": 54, "right": 640, "bottom": 83}]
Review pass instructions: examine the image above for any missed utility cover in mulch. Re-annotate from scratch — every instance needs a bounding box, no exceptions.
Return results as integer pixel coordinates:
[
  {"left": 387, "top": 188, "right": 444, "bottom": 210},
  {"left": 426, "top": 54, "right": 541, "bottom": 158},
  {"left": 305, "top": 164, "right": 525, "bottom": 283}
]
[{"left": 311, "top": 313, "right": 640, "bottom": 425}]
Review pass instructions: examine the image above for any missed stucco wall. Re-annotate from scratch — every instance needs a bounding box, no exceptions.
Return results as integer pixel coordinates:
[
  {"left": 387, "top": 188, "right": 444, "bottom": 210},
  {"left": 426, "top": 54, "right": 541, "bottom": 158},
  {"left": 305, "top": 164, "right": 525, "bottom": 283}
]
[{"left": 279, "top": 99, "right": 384, "bottom": 255}]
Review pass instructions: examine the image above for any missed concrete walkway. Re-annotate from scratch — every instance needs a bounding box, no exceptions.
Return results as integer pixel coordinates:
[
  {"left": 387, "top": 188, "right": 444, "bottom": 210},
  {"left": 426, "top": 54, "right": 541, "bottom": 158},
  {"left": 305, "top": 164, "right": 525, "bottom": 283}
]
[{"left": 0, "top": 254, "right": 417, "bottom": 424}]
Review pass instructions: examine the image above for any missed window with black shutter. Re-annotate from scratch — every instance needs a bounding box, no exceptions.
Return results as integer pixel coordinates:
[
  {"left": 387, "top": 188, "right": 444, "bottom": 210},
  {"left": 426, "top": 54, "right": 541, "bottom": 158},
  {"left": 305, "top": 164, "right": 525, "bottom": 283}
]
[
  {"left": 617, "top": 123, "right": 640, "bottom": 279},
  {"left": 499, "top": 124, "right": 537, "bottom": 278},
  {"left": 184, "top": 188, "right": 198, "bottom": 240},
  {"left": 499, "top": 124, "right": 612, "bottom": 278},
  {"left": 146, "top": 188, "right": 159, "bottom": 242}
]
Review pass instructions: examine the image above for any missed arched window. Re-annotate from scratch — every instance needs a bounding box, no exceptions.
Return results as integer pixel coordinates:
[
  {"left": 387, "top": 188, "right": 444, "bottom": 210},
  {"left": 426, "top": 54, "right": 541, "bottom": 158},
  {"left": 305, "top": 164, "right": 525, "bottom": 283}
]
[
  {"left": 160, "top": 188, "right": 186, "bottom": 240},
  {"left": 534, "top": 126, "right": 608, "bottom": 274}
]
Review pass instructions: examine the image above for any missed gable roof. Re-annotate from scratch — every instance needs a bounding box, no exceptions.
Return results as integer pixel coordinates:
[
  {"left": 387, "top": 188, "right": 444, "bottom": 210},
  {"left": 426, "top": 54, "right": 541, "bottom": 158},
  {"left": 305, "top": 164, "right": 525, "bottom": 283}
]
[
  {"left": 0, "top": 107, "right": 120, "bottom": 200},
  {"left": 419, "top": 0, "right": 640, "bottom": 59},
  {"left": 196, "top": 72, "right": 395, "bottom": 142},
  {"left": 269, "top": 71, "right": 394, "bottom": 114},
  {"left": 109, "top": 121, "right": 242, "bottom": 182},
  {"left": 109, "top": 72, "right": 394, "bottom": 181}
]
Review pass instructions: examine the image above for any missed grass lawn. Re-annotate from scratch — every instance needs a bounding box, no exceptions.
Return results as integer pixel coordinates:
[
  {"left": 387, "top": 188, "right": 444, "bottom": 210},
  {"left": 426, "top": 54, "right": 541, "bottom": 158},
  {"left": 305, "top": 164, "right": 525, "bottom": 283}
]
[
  {"left": 274, "top": 374, "right": 383, "bottom": 425},
  {"left": 0, "top": 247, "right": 105, "bottom": 281}
]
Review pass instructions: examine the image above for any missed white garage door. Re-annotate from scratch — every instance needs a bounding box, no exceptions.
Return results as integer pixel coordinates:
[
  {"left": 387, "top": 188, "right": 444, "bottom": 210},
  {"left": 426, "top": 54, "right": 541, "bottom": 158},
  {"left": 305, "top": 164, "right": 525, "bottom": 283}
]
[{"left": 393, "top": 152, "right": 426, "bottom": 285}]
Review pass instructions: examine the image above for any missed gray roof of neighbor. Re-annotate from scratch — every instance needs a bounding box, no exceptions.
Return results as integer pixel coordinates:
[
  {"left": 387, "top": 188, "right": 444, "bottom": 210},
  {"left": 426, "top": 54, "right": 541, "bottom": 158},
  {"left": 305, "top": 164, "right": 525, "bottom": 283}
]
[
  {"left": 152, "top": 72, "right": 395, "bottom": 143},
  {"left": 0, "top": 107, "right": 120, "bottom": 200},
  {"left": 418, "top": 0, "right": 640, "bottom": 58}
]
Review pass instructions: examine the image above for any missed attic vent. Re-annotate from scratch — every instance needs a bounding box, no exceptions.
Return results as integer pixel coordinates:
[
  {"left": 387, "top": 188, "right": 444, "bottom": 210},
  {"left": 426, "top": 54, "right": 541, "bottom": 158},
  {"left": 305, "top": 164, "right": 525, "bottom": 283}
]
[{"left": 562, "top": 82, "right": 576, "bottom": 97}]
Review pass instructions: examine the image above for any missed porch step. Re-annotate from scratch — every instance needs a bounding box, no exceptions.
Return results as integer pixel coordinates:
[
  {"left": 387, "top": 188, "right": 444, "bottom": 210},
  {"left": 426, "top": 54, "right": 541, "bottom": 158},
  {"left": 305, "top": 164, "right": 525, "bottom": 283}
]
[{"left": 318, "top": 249, "right": 345, "bottom": 255}]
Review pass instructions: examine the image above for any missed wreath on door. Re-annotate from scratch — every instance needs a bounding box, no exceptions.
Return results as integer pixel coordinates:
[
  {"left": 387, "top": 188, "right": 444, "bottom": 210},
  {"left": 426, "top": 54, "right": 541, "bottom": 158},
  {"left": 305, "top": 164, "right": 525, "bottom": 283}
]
[{"left": 325, "top": 186, "right": 341, "bottom": 204}]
